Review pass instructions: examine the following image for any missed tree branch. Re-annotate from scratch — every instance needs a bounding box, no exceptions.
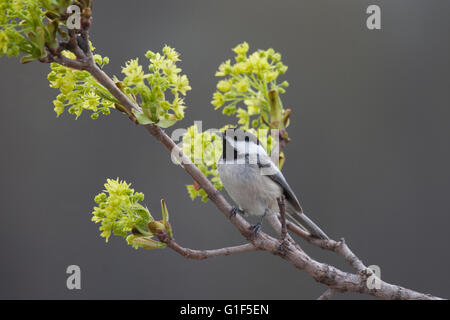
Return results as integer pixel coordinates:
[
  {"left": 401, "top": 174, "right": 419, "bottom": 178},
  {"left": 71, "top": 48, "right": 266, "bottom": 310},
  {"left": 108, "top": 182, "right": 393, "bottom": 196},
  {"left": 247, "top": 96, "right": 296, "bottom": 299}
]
[{"left": 165, "top": 240, "right": 259, "bottom": 260}]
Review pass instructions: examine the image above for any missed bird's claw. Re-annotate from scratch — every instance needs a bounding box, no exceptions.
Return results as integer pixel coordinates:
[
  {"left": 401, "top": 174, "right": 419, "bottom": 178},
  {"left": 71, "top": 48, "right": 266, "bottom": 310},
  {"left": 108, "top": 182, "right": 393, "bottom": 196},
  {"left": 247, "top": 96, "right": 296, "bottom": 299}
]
[
  {"left": 250, "top": 222, "right": 262, "bottom": 236},
  {"left": 230, "top": 206, "right": 243, "bottom": 218}
]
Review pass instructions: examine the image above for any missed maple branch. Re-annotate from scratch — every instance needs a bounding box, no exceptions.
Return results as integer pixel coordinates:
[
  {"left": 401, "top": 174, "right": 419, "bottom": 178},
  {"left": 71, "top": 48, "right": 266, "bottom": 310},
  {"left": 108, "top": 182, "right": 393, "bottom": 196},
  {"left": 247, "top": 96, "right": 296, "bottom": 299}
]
[
  {"left": 72, "top": 64, "right": 445, "bottom": 299},
  {"left": 165, "top": 240, "right": 259, "bottom": 260},
  {"left": 41, "top": 18, "right": 444, "bottom": 300}
]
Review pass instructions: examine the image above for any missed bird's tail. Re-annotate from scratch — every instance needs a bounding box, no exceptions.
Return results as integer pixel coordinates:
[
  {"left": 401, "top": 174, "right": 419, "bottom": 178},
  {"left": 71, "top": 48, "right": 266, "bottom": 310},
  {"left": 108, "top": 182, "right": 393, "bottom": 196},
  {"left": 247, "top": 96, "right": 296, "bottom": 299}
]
[{"left": 286, "top": 205, "right": 329, "bottom": 240}]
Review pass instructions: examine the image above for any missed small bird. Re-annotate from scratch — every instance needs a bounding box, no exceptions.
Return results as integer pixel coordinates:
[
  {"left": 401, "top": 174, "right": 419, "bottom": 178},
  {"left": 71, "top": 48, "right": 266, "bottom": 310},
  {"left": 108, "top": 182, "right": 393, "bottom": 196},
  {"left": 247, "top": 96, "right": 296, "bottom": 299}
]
[{"left": 217, "top": 128, "right": 329, "bottom": 239}]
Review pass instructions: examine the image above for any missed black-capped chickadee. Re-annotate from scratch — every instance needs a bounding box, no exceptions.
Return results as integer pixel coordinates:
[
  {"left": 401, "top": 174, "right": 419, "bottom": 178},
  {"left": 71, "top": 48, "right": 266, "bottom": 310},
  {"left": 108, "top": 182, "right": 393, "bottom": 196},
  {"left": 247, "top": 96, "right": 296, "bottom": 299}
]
[{"left": 217, "top": 128, "right": 329, "bottom": 239}]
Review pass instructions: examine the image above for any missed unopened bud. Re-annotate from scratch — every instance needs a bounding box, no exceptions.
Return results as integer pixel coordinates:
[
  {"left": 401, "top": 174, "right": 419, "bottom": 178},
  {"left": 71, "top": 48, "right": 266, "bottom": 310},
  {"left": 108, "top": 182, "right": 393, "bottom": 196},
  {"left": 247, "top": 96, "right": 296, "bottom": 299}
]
[{"left": 148, "top": 221, "right": 165, "bottom": 234}]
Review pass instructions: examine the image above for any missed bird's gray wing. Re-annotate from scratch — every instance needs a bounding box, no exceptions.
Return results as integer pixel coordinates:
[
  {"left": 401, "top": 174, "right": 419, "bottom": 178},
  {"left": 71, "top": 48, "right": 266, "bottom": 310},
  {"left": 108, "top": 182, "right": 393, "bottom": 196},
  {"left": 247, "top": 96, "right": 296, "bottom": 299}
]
[
  {"left": 262, "top": 163, "right": 330, "bottom": 239},
  {"left": 259, "top": 161, "right": 303, "bottom": 213},
  {"left": 257, "top": 153, "right": 329, "bottom": 239}
]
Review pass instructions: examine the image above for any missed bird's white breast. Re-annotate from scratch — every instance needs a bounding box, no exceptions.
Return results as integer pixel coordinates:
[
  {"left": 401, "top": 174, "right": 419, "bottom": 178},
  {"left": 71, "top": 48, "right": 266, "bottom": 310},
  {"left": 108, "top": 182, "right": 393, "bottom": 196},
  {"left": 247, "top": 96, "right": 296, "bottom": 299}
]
[{"left": 217, "top": 162, "right": 283, "bottom": 216}]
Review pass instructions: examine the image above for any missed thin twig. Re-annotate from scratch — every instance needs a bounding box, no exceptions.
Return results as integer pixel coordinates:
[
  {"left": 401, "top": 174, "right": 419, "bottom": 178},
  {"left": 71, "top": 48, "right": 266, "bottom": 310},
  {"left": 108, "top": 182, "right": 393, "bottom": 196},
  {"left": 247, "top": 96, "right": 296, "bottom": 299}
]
[
  {"left": 266, "top": 214, "right": 305, "bottom": 256},
  {"left": 166, "top": 240, "right": 259, "bottom": 260},
  {"left": 285, "top": 220, "right": 366, "bottom": 273},
  {"left": 334, "top": 238, "right": 367, "bottom": 273},
  {"left": 277, "top": 196, "right": 287, "bottom": 243}
]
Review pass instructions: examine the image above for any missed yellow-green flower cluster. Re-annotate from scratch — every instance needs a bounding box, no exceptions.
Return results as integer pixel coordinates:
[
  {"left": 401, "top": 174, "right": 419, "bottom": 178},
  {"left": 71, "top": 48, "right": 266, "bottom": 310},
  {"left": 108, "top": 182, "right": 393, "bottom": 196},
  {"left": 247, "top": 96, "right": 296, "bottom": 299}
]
[
  {"left": 48, "top": 50, "right": 117, "bottom": 119},
  {"left": 92, "top": 178, "right": 150, "bottom": 243},
  {"left": 92, "top": 178, "right": 170, "bottom": 250},
  {"left": 123, "top": 45, "right": 191, "bottom": 128},
  {"left": 0, "top": 0, "right": 46, "bottom": 60},
  {"left": 182, "top": 125, "right": 223, "bottom": 202},
  {"left": 0, "top": 0, "right": 78, "bottom": 63},
  {"left": 211, "top": 42, "right": 289, "bottom": 129}
]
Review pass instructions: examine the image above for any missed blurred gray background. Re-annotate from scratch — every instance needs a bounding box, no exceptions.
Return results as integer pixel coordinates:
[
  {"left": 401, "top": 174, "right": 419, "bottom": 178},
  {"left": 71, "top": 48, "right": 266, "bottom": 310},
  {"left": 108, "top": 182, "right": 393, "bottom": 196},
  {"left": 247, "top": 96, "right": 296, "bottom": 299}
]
[{"left": 0, "top": 0, "right": 449, "bottom": 299}]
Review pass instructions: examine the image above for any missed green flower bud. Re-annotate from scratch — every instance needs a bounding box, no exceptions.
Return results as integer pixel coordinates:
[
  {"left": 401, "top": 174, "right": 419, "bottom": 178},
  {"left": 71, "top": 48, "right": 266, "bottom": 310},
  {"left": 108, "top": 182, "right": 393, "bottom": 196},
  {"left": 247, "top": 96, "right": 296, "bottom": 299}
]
[
  {"left": 211, "top": 92, "right": 225, "bottom": 108},
  {"left": 280, "top": 81, "right": 289, "bottom": 88},
  {"left": 148, "top": 221, "right": 165, "bottom": 235},
  {"left": 145, "top": 50, "right": 155, "bottom": 59},
  {"left": 223, "top": 105, "right": 236, "bottom": 115},
  {"left": 266, "top": 48, "right": 275, "bottom": 57},
  {"left": 235, "top": 78, "right": 249, "bottom": 92},
  {"left": 94, "top": 54, "right": 102, "bottom": 65},
  {"left": 134, "top": 192, "right": 144, "bottom": 202},
  {"left": 276, "top": 62, "right": 288, "bottom": 74},
  {"left": 233, "top": 62, "right": 248, "bottom": 74},
  {"left": 165, "top": 221, "right": 174, "bottom": 239},
  {"left": 94, "top": 193, "right": 107, "bottom": 204},
  {"left": 233, "top": 42, "right": 249, "bottom": 56},
  {"left": 47, "top": 72, "right": 57, "bottom": 82},
  {"left": 217, "top": 80, "right": 232, "bottom": 92},
  {"left": 132, "top": 237, "right": 166, "bottom": 250},
  {"left": 272, "top": 52, "right": 281, "bottom": 62}
]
